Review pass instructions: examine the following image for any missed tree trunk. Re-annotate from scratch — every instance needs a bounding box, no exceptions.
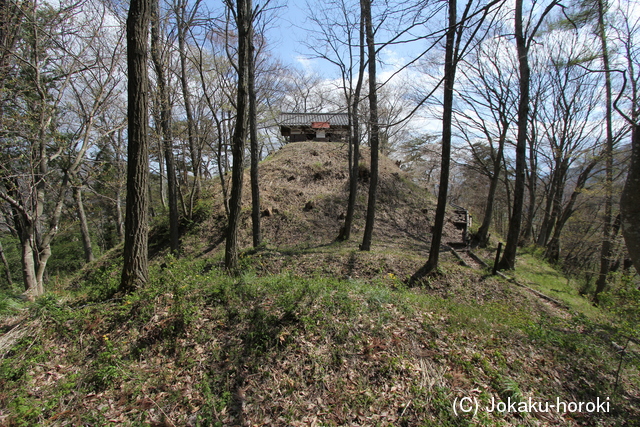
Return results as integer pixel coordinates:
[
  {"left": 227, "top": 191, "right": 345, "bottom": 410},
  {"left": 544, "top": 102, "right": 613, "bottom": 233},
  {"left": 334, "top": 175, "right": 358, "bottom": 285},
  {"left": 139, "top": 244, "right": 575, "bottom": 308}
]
[
  {"left": 19, "top": 226, "right": 38, "bottom": 298},
  {"left": 523, "top": 171, "right": 536, "bottom": 244},
  {"left": 157, "top": 134, "right": 166, "bottom": 209},
  {"left": 474, "top": 126, "right": 507, "bottom": 247},
  {"left": 620, "top": 124, "right": 640, "bottom": 274},
  {"left": 522, "top": 116, "right": 539, "bottom": 245},
  {"left": 360, "top": 0, "right": 379, "bottom": 252},
  {"left": 163, "top": 135, "right": 181, "bottom": 255},
  {"left": 9, "top": 199, "right": 38, "bottom": 299},
  {"left": 151, "top": 0, "right": 180, "bottom": 254},
  {"left": 29, "top": 176, "right": 66, "bottom": 297},
  {"left": 114, "top": 129, "right": 126, "bottom": 243},
  {"left": 0, "top": 241, "right": 12, "bottom": 288},
  {"left": 121, "top": 0, "right": 151, "bottom": 293},
  {"left": 116, "top": 185, "right": 125, "bottom": 243},
  {"left": 74, "top": 186, "right": 94, "bottom": 263},
  {"left": 544, "top": 158, "right": 597, "bottom": 263},
  {"left": 411, "top": 0, "right": 457, "bottom": 280},
  {"left": 538, "top": 160, "right": 568, "bottom": 248},
  {"left": 339, "top": 107, "right": 362, "bottom": 241},
  {"left": 594, "top": 0, "right": 614, "bottom": 303},
  {"left": 215, "top": 115, "right": 230, "bottom": 217},
  {"left": 175, "top": 0, "right": 201, "bottom": 218},
  {"left": 224, "top": 0, "right": 250, "bottom": 271},
  {"left": 536, "top": 177, "right": 555, "bottom": 247},
  {"left": 338, "top": 13, "right": 366, "bottom": 242},
  {"left": 497, "top": 0, "right": 529, "bottom": 271},
  {"left": 248, "top": 15, "right": 261, "bottom": 248}
]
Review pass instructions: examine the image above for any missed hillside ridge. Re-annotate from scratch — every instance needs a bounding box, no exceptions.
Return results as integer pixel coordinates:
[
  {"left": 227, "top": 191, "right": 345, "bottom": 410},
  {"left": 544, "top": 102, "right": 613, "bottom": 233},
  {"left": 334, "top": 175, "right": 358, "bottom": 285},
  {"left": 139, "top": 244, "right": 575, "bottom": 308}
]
[
  {"left": 1, "top": 143, "right": 638, "bottom": 426},
  {"left": 194, "top": 141, "right": 464, "bottom": 256}
]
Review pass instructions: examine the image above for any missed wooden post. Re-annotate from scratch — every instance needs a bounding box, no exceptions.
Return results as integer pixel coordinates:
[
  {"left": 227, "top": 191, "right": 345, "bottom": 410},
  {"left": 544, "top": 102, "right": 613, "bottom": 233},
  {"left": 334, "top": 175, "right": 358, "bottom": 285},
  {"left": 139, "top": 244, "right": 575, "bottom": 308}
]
[{"left": 493, "top": 242, "right": 503, "bottom": 275}]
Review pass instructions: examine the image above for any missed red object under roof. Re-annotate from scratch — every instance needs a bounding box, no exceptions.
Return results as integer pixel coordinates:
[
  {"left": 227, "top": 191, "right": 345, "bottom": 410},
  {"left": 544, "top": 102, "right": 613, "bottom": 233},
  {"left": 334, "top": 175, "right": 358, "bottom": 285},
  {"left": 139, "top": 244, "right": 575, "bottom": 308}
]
[{"left": 311, "top": 121, "right": 330, "bottom": 129}]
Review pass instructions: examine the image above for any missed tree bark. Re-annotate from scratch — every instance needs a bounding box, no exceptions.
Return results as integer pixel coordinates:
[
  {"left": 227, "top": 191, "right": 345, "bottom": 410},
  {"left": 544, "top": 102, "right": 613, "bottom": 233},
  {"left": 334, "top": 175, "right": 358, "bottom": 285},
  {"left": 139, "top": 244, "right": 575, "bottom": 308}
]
[
  {"left": 522, "top": 102, "right": 540, "bottom": 245},
  {"left": 116, "top": 187, "right": 125, "bottom": 243},
  {"left": 536, "top": 174, "right": 556, "bottom": 247},
  {"left": 175, "top": 0, "right": 201, "bottom": 218},
  {"left": 215, "top": 114, "right": 230, "bottom": 217},
  {"left": 121, "top": 0, "right": 151, "bottom": 293},
  {"left": 620, "top": 124, "right": 640, "bottom": 274},
  {"left": 248, "top": 12, "right": 261, "bottom": 248},
  {"left": 594, "top": 0, "right": 614, "bottom": 303},
  {"left": 411, "top": 0, "right": 457, "bottom": 280},
  {"left": 74, "top": 186, "right": 94, "bottom": 263},
  {"left": 474, "top": 126, "right": 507, "bottom": 247},
  {"left": 0, "top": 240, "right": 12, "bottom": 288},
  {"left": 338, "top": 6, "right": 366, "bottom": 242},
  {"left": 360, "top": 0, "right": 379, "bottom": 252},
  {"left": 497, "top": 0, "right": 529, "bottom": 270},
  {"left": 224, "top": 0, "right": 250, "bottom": 271},
  {"left": 157, "top": 133, "right": 166, "bottom": 209},
  {"left": 113, "top": 129, "right": 126, "bottom": 243},
  {"left": 544, "top": 159, "right": 597, "bottom": 263},
  {"left": 19, "top": 224, "right": 38, "bottom": 296},
  {"left": 151, "top": 0, "right": 180, "bottom": 254}
]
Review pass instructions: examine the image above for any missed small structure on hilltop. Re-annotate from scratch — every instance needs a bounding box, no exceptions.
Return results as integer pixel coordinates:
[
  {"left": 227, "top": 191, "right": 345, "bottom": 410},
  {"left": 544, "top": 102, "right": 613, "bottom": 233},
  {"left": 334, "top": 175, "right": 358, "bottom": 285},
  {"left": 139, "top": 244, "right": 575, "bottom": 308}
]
[{"left": 278, "top": 112, "right": 349, "bottom": 143}]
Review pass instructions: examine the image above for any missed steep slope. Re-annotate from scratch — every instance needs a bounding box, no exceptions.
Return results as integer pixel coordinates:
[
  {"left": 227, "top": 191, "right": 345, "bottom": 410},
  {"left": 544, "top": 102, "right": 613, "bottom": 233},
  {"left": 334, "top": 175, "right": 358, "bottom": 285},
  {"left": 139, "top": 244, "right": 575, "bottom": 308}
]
[{"left": 196, "top": 141, "right": 462, "bottom": 256}]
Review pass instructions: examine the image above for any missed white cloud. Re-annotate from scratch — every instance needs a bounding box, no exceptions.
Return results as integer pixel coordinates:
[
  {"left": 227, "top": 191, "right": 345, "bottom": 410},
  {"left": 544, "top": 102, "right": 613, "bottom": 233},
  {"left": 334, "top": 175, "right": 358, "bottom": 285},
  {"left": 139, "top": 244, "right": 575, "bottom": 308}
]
[{"left": 295, "top": 55, "right": 314, "bottom": 74}]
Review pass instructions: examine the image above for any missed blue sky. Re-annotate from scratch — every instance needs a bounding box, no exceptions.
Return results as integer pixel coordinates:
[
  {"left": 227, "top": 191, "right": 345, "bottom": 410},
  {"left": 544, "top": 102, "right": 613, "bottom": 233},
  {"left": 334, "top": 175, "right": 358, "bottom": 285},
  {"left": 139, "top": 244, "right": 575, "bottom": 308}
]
[
  {"left": 264, "top": 1, "right": 339, "bottom": 76},
  {"left": 262, "top": 0, "right": 447, "bottom": 82}
]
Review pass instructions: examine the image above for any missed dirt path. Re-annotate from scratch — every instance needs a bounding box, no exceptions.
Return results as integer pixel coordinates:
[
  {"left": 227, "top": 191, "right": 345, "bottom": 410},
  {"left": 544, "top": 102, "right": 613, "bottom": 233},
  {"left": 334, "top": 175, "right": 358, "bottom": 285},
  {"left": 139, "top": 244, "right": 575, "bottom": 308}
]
[
  {"left": 449, "top": 247, "right": 487, "bottom": 270},
  {"left": 450, "top": 246, "right": 572, "bottom": 317}
]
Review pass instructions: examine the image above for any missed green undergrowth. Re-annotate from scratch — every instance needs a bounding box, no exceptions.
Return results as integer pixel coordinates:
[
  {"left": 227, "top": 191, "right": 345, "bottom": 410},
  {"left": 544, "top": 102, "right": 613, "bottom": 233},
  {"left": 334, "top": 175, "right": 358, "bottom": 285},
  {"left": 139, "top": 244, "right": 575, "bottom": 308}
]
[
  {"left": 506, "top": 248, "right": 639, "bottom": 350},
  {"left": 0, "top": 253, "right": 638, "bottom": 426},
  {"left": 513, "top": 251, "right": 601, "bottom": 317}
]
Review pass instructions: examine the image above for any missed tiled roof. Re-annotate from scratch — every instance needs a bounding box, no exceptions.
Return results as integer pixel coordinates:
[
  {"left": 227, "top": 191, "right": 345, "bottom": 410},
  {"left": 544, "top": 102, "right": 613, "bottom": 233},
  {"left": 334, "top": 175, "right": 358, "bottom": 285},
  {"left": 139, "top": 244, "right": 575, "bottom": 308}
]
[{"left": 278, "top": 112, "right": 350, "bottom": 127}]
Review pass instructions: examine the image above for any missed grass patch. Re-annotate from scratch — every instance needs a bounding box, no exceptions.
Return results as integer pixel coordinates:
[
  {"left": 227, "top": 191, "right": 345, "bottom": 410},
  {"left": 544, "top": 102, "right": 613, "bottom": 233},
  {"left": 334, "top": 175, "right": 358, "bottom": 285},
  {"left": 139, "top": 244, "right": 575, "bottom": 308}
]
[
  {"left": 514, "top": 252, "right": 602, "bottom": 318},
  {"left": 0, "top": 252, "right": 637, "bottom": 425}
]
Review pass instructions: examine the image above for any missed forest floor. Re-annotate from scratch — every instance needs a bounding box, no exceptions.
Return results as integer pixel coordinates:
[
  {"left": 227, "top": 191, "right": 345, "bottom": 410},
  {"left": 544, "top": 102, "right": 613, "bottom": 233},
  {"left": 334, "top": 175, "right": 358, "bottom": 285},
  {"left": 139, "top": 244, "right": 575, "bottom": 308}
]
[{"left": 0, "top": 142, "right": 638, "bottom": 426}]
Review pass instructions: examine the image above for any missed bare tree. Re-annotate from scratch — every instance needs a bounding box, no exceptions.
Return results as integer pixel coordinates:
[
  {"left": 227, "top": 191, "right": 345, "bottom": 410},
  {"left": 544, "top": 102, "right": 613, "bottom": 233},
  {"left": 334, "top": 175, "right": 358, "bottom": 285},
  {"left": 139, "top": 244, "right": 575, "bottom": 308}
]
[
  {"left": 360, "top": 0, "right": 379, "bottom": 251},
  {"left": 615, "top": 3, "right": 640, "bottom": 275},
  {"left": 151, "top": 0, "right": 180, "bottom": 254},
  {"left": 592, "top": 0, "right": 615, "bottom": 302},
  {"left": 194, "top": 22, "right": 236, "bottom": 217},
  {"left": 224, "top": 0, "right": 251, "bottom": 271},
  {"left": 0, "top": 0, "right": 111, "bottom": 297},
  {"left": 307, "top": 0, "right": 439, "bottom": 242},
  {"left": 65, "top": 7, "right": 126, "bottom": 263},
  {"left": 497, "top": 0, "right": 559, "bottom": 271},
  {"left": 530, "top": 35, "right": 603, "bottom": 258},
  {"left": 454, "top": 32, "right": 517, "bottom": 247},
  {"left": 120, "top": 0, "right": 151, "bottom": 293},
  {"left": 411, "top": 0, "right": 461, "bottom": 278},
  {"left": 0, "top": 0, "right": 22, "bottom": 97},
  {"left": 173, "top": 0, "right": 204, "bottom": 218},
  {"left": 246, "top": 0, "right": 275, "bottom": 248},
  {"left": 248, "top": 7, "right": 261, "bottom": 248},
  {"left": 411, "top": 0, "right": 503, "bottom": 280},
  {"left": 305, "top": 0, "right": 367, "bottom": 242}
]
